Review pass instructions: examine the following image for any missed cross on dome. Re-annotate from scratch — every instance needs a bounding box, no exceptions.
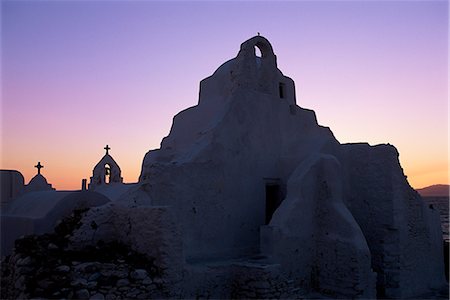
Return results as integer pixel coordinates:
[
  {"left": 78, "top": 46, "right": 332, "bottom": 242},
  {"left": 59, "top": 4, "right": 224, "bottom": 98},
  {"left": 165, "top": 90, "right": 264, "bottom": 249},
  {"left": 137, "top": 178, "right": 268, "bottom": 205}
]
[
  {"left": 104, "top": 145, "right": 111, "bottom": 155},
  {"left": 35, "top": 162, "right": 43, "bottom": 175}
]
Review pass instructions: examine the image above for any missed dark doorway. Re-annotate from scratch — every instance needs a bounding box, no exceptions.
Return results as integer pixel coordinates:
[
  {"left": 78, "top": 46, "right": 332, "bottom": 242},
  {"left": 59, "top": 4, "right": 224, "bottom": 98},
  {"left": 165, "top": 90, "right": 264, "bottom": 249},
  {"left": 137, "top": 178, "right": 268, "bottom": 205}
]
[
  {"left": 279, "top": 82, "right": 285, "bottom": 99},
  {"left": 265, "top": 182, "right": 282, "bottom": 224}
]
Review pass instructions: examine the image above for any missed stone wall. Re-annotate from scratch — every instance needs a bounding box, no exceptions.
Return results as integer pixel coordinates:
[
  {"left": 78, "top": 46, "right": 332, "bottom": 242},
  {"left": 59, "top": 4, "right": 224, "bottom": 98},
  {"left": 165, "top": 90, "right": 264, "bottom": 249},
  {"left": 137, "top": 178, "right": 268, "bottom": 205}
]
[
  {"left": 0, "top": 204, "right": 184, "bottom": 299},
  {"left": 1, "top": 242, "right": 166, "bottom": 299},
  {"left": 229, "top": 263, "right": 300, "bottom": 299},
  {"left": 68, "top": 203, "right": 184, "bottom": 292},
  {"left": 181, "top": 259, "right": 302, "bottom": 299},
  {"left": 1, "top": 206, "right": 305, "bottom": 299},
  {"left": 339, "top": 143, "right": 446, "bottom": 297}
]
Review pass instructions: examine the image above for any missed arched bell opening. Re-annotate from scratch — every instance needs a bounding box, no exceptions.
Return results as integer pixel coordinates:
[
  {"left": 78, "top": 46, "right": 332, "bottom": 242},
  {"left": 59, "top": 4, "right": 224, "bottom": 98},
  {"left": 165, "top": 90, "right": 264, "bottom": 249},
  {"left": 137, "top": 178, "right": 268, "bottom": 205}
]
[
  {"left": 104, "top": 163, "right": 111, "bottom": 184},
  {"left": 253, "top": 40, "right": 272, "bottom": 58},
  {"left": 254, "top": 46, "right": 262, "bottom": 58}
]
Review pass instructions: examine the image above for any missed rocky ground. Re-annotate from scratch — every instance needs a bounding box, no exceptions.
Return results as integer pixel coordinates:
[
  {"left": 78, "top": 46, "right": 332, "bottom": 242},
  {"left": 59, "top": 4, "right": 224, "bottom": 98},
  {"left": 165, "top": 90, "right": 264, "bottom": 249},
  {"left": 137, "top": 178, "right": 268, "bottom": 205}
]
[
  {"left": 0, "top": 208, "right": 166, "bottom": 299},
  {"left": 1, "top": 202, "right": 448, "bottom": 299}
]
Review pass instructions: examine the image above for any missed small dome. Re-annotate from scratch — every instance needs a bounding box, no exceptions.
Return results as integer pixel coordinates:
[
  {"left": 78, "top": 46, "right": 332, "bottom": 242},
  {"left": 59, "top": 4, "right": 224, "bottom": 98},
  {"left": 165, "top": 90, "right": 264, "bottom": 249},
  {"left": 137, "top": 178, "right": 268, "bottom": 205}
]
[
  {"left": 26, "top": 174, "right": 54, "bottom": 192},
  {"left": 29, "top": 174, "right": 49, "bottom": 186}
]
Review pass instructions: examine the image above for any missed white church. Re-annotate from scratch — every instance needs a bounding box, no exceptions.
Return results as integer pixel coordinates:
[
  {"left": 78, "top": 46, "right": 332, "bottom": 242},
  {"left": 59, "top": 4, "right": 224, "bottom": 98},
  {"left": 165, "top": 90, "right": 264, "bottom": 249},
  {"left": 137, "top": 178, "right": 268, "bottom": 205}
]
[{"left": 1, "top": 36, "right": 447, "bottom": 299}]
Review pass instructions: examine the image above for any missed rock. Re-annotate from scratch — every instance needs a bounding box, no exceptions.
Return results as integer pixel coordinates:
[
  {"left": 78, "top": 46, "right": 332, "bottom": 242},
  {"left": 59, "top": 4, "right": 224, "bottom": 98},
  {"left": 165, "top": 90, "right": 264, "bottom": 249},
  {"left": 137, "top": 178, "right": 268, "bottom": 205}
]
[
  {"left": 137, "top": 293, "right": 149, "bottom": 299},
  {"left": 47, "top": 243, "right": 58, "bottom": 250},
  {"left": 56, "top": 265, "right": 71, "bottom": 273},
  {"left": 130, "top": 269, "right": 148, "bottom": 280},
  {"left": 100, "top": 269, "right": 128, "bottom": 278},
  {"left": 145, "top": 284, "right": 157, "bottom": 291},
  {"left": 88, "top": 272, "right": 101, "bottom": 281},
  {"left": 105, "top": 294, "right": 116, "bottom": 300},
  {"left": 76, "top": 288, "right": 90, "bottom": 299},
  {"left": 16, "top": 256, "right": 31, "bottom": 266},
  {"left": 75, "top": 262, "right": 99, "bottom": 273},
  {"left": 125, "top": 288, "right": 140, "bottom": 298},
  {"left": 16, "top": 266, "right": 33, "bottom": 275},
  {"left": 71, "top": 278, "right": 88, "bottom": 287},
  {"left": 89, "top": 293, "right": 105, "bottom": 300},
  {"left": 87, "top": 281, "right": 98, "bottom": 289},
  {"left": 142, "top": 278, "right": 153, "bottom": 285},
  {"left": 116, "top": 278, "right": 129, "bottom": 287},
  {"left": 99, "top": 286, "right": 112, "bottom": 292},
  {"left": 52, "top": 291, "right": 61, "bottom": 297},
  {"left": 14, "top": 275, "right": 25, "bottom": 289},
  {"left": 100, "top": 263, "right": 117, "bottom": 269},
  {"left": 251, "top": 280, "right": 271, "bottom": 289},
  {"left": 153, "top": 277, "right": 163, "bottom": 284},
  {"left": 37, "top": 279, "right": 53, "bottom": 289}
]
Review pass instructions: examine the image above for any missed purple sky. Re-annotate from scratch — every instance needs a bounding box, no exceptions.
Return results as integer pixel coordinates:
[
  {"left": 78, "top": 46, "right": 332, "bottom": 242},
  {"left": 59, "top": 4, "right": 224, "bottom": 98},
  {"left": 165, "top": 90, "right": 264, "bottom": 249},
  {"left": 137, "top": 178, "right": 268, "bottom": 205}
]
[{"left": 1, "top": 0, "right": 448, "bottom": 189}]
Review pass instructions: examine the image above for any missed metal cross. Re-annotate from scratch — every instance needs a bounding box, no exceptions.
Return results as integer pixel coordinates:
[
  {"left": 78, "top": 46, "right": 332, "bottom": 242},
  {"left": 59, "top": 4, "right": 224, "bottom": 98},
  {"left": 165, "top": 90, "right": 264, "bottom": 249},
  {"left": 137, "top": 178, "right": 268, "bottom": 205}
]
[
  {"left": 35, "top": 162, "right": 43, "bottom": 175},
  {"left": 104, "top": 145, "right": 111, "bottom": 155}
]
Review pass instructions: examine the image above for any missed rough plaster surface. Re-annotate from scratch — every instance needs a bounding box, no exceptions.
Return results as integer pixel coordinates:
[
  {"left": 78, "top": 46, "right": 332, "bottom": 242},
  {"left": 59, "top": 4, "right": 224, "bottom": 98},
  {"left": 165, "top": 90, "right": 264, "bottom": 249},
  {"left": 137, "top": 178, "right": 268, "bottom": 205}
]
[
  {"left": 262, "top": 154, "right": 376, "bottom": 298},
  {"left": 136, "top": 36, "right": 445, "bottom": 297}
]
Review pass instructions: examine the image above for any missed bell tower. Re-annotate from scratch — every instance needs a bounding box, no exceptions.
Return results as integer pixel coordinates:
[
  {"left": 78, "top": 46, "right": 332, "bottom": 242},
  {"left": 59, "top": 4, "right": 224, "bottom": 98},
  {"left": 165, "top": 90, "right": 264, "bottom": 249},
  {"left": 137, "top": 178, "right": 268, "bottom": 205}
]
[{"left": 88, "top": 145, "right": 123, "bottom": 190}]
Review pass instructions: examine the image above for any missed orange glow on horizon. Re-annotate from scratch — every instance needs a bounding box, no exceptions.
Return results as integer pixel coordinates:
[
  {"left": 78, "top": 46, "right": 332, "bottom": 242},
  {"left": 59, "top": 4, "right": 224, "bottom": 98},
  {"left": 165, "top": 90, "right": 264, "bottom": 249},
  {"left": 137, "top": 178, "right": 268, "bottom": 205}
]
[{"left": 2, "top": 146, "right": 448, "bottom": 191}]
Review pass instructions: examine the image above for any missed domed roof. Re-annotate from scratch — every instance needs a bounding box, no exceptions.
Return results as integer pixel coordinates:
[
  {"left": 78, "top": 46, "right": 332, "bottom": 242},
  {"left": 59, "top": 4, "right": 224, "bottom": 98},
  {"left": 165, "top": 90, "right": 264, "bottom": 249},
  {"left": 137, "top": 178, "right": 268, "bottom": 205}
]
[
  {"left": 26, "top": 174, "right": 54, "bottom": 192},
  {"left": 28, "top": 174, "right": 49, "bottom": 186}
]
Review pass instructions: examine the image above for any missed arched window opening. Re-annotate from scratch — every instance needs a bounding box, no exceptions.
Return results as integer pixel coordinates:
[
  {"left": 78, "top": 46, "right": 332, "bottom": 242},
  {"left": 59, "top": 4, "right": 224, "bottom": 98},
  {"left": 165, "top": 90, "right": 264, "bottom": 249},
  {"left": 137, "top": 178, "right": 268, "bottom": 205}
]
[
  {"left": 105, "top": 164, "right": 111, "bottom": 184},
  {"left": 254, "top": 46, "right": 262, "bottom": 58}
]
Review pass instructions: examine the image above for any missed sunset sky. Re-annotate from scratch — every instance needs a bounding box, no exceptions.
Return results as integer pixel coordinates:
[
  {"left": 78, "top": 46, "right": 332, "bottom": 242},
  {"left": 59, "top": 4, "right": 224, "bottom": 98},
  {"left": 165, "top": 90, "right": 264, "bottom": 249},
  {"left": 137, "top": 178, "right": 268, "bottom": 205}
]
[{"left": 1, "top": 0, "right": 448, "bottom": 190}]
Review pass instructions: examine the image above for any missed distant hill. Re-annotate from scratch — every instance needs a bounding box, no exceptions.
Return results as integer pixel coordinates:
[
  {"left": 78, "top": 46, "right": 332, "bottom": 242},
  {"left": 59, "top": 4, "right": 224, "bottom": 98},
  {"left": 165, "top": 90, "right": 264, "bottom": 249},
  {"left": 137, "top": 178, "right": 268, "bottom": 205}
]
[{"left": 416, "top": 184, "right": 449, "bottom": 197}]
